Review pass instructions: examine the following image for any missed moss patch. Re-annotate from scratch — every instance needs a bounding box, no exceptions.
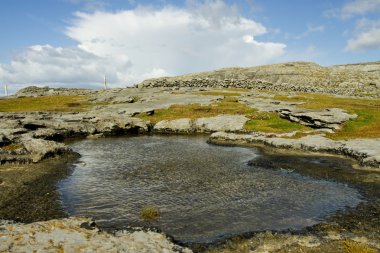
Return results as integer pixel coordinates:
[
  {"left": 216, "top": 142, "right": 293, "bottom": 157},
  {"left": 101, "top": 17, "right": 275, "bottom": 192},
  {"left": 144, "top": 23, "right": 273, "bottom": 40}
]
[
  {"left": 343, "top": 240, "right": 377, "bottom": 253},
  {"left": 0, "top": 95, "right": 94, "bottom": 112},
  {"left": 140, "top": 206, "right": 160, "bottom": 220}
]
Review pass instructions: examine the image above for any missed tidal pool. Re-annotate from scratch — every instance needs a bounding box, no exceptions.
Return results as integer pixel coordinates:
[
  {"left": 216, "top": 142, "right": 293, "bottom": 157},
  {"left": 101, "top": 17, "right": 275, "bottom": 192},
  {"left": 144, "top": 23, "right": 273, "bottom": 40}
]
[{"left": 59, "top": 135, "right": 362, "bottom": 243}]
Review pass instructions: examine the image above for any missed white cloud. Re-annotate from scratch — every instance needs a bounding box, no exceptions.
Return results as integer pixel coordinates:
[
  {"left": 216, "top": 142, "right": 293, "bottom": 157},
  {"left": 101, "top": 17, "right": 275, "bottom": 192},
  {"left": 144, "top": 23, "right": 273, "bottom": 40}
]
[
  {"left": 0, "top": 45, "right": 131, "bottom": 85},
  {"left": 295, "top": 25, "right": 325, "bottom": 39},
  {"left": 346, "top": 28, "right": 380, "bottom": 51},
  {"left": 0, "top": 0, "right": 286, "bottom": 89},
  {"left": 341, "top": 0, "right": 380, "bottom": 18},
  {"left": 325, "top": 0, "right": 380, "bottom": 19}
]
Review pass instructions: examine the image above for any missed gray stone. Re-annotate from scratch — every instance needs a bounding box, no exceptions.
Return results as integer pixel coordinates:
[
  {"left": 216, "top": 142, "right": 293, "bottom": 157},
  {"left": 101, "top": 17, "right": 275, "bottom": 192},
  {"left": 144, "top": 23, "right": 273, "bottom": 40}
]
[
  {"left": 209, "top": 132, "right": 380, "bottom": 168},
  {"left": 21, "top": 137, "right": 71, "bottom": 163},
  {"left": 278, "top": 108, "right": 357, "bottom": 130},
  {"left": 0, "top": 218, "right": 192, "bottom": 253},
  {"left": 154, "top": 118, "right": 194, "bottom": 133},
  {"left": 194, "top": 115, "right": 249, "bottom": 132}
]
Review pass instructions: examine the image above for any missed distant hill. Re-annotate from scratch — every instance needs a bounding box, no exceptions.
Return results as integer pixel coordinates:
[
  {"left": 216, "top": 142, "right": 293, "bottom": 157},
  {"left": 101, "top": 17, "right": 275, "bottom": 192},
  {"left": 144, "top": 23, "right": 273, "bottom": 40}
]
[{"left": 139, "top": 61, "right": 380, "bottom": 97}]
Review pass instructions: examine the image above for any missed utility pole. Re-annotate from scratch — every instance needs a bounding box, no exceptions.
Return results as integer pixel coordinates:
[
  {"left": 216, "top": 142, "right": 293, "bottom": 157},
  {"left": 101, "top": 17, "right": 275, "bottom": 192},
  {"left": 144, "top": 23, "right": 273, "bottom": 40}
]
[
  {"left": 4, "top": 83, "right": 8, "bottom": 96},
  {"left": 103, "top": 75, "right": 108, "bottom": 90}
]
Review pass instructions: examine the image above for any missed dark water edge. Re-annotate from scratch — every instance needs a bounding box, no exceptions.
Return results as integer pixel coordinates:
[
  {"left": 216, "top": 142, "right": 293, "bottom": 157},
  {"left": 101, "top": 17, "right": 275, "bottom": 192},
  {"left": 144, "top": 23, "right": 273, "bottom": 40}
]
[{"left": 58, "top": 135, "right": 364, "bottom": 244}]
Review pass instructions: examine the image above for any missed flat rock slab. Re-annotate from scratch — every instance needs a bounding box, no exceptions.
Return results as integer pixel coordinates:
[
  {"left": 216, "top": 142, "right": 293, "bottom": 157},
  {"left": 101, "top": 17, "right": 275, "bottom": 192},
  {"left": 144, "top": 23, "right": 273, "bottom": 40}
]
[
  {"left": 240, "top": 97, "right": 357, "bottom": 129},
  {"left": 209, "top": 132, "right": 380, "bottom": 168},
  {"left": 278, "top": 108, "right": 357, "bottom": 130},
  {"left": 153, "top": 115, "right": 249, "bottom": 133},
  {"left": 0, "top": 218, "right": 191, "bottom": 253}
]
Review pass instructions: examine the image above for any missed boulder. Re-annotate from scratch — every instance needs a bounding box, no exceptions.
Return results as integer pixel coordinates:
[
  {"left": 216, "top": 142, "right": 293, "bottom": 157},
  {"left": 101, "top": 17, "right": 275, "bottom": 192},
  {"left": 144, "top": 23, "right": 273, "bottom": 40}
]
[
  {"left": 154, "top": 118, "right": 193, "bottom": 133},
  {"left": 278, "top": 108, "right": 357, "bottom": 129},
  {"left": 194, "top": 115, "right": 249, "bottom": 132},
  {"left": 21, "top": 137, "right": 71, "bottom": 162}
]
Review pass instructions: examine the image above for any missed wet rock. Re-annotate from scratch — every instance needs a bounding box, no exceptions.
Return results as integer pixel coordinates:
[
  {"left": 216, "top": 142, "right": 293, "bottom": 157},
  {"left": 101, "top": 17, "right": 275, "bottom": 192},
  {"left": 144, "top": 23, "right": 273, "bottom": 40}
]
[
  {"left": 209, "top": 132, "right": 380, "bottom": 167},
  {"left": 0, "top": 217, "right": 192, "bottom": 253}
]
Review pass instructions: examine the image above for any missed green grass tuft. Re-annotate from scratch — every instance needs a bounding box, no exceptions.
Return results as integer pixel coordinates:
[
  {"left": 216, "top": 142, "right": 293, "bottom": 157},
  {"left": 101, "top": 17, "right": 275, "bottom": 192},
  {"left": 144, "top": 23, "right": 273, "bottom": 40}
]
[{"left": 140, "top": 206, "right": 160, "bottom": 220}]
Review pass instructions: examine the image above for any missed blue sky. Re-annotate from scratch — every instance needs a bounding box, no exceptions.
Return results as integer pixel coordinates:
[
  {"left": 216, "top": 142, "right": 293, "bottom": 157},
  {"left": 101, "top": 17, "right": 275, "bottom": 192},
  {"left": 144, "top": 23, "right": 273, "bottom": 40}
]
[{"left": 0, "top": 0, "right": 380, "bottom": 94}]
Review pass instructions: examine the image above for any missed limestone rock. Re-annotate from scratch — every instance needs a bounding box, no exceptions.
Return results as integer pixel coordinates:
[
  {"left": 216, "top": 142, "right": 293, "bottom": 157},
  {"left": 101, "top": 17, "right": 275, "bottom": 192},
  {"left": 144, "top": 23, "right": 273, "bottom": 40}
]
[
  {"left": 209, "top": 132, "right": 380, "bottom": 168},
  {"left": 194, "top": 115, "right": 249, "bottom": 132},
  {"left": 0, "top": 218, "right": 192, "bottom": 253},
  {"left": 278, "top": 108, "right": 357, "bottom": 130},
  {"left": 21, "top": 137, "right": 71, "bottom": 162},
  {"left": 154, "top": 118, "right": 194, "bottom": 133}
]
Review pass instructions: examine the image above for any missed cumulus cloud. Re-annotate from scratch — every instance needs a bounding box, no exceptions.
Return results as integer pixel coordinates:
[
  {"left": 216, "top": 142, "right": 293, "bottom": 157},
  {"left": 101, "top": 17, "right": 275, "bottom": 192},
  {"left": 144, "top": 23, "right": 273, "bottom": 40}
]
[
  {"left": 346, "top": 28, "right": 380, "bottom": 51},
  {"left": 0, "top": 44, "right": 131, "bottom": 84},
  {"left": 325, "top": 0, "right": 380, "bottom": 19},
  {"left": 0, "top": 0, "right": 286, "bottom": 89},
  {"left": 341, "top": 0, "right": 380, "bottom": 18}
]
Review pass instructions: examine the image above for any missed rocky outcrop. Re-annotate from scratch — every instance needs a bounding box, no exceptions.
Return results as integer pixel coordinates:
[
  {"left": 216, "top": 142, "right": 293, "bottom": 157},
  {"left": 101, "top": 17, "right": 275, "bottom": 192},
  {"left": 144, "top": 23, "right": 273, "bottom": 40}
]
[
  {"left": 209, "top": 132, "right": 380, "bottom": 167},
  {"left": 15, "top": 86, "right": 96, "bottom": 97},
  {"left": 0, "top": 218, "right": 191, "bottom": 253},
  {"left": 153, "top": 115, "right": 249, "bottom": 133},
  {"left": 138, "top": 62, "right": 380, "bottom": 98},
  {"left": 0, "top": 112, "right": 150, "bottom": 164},
  {"left": 21, "top": 137, "right": 71, "bottom": 163},
  {"left": 278, "top": 108, "right": 357, "bottom": 130}
]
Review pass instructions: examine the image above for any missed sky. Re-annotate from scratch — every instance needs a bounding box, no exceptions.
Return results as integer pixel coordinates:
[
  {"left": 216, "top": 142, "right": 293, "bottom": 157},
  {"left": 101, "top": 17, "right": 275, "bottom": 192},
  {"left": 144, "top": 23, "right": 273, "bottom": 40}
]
[{"left": 0, "top": 0, "right": 380, "bottom": 95}]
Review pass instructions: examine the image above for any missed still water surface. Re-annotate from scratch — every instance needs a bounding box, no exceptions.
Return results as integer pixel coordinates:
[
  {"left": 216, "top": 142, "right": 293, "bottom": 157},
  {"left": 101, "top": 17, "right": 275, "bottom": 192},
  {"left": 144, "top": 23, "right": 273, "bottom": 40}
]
[{"left": 59, "top": 135, "right": 362, "bottom": 243}]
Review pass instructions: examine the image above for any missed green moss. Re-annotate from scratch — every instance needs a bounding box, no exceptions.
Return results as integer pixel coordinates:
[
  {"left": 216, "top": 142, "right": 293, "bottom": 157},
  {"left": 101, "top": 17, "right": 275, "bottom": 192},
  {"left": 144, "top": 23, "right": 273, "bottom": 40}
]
[
  {"left": 343, "top": 240, "right": 377, "bottom": 253},
  {"left": 244, "top": 112, "right": 309, "bottom": 133},
  {"left": 140, "top": 206, "right": 160, "bottom": 220}
]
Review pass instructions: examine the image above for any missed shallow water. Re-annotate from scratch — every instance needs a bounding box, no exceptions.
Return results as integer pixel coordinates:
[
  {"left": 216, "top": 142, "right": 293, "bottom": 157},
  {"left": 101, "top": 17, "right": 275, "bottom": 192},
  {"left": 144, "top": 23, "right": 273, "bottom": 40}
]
[{"left": 59, "top": 135, "right": 362, "bottom": 243}]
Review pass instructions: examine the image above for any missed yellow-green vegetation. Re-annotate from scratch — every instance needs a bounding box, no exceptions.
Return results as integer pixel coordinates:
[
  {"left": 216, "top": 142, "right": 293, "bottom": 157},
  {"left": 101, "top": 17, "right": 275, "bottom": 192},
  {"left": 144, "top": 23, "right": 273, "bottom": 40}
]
[
  {"left": 244, "top": 112, "right": 309, "bottom": 133},
  {"left": 140, "top": 206, "right": 160, "bottom": 220},
  {"left": 136, "top": 97, "right": 310, "bottom": 133},
  {"left": 0, "top": 143, "right": 23, "bottom": 151},
  {"left": 274, "top": 93, "right": 380, "bottom": 139},
  {"left": 342, "top": 240, "right": 377, "bottom": 253},
  {"left": 0, "top": 95, "right": 94, "bottom": 112}
]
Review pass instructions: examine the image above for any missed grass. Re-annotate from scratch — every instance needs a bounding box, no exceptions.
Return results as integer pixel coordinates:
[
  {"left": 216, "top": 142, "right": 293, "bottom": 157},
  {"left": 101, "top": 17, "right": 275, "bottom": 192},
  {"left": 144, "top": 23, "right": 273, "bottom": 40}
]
[
  {"left": 136, "top": 97, "right": 310, "bottom": 133},
  {"left": 273, "top": 93, "right": 380, "bottom": 139},
  {"left": 140, "top": 206, "right": 160, "bottom": 220},
  {"left": 0, "top": 95, "right": 94, "bottom": 112},
  {"left": 343, "top": 240, "right": 377, "bottom": 253}
]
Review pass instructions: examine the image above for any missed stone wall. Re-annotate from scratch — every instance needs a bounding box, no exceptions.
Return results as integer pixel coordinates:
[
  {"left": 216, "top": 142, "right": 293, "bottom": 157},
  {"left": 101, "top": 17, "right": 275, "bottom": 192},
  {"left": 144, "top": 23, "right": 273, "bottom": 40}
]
[{"left": 139, "top": 78, "right": 379, "bottom": 97}]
